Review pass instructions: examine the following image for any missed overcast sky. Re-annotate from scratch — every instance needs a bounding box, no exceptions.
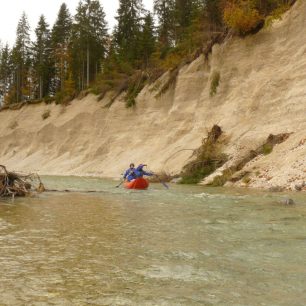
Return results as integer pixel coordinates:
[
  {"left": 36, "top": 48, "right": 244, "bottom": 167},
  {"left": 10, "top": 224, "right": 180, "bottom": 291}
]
[{"left": 0, "top": 0, "right": 154, "bottom": 46}]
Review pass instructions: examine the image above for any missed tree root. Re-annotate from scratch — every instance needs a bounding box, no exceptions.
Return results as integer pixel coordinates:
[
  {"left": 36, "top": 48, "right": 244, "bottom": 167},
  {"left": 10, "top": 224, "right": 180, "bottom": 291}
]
[{"left": 0, "top": 165, "right": 45, "bottom": 199}]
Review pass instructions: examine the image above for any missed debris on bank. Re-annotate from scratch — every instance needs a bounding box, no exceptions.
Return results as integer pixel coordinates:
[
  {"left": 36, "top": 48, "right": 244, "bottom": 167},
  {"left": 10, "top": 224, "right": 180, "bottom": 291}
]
[
  {"left": 0, "top": 165, "right": 45, "bottom": 199},
  {"left": 180, "top": 125, "right": 228, "bottom": 184}
]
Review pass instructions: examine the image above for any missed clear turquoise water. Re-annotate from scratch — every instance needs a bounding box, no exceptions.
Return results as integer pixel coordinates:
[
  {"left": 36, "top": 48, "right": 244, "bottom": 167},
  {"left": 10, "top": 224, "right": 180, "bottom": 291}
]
[{"left": 0, "top": 176, "right": 306, "bottom": 305}]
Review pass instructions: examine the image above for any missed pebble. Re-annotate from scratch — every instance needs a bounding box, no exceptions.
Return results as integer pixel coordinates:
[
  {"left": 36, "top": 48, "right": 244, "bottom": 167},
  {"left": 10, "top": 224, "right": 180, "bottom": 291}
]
[{"left": 280, "top": 198, "right": 295, "bottom": 205}]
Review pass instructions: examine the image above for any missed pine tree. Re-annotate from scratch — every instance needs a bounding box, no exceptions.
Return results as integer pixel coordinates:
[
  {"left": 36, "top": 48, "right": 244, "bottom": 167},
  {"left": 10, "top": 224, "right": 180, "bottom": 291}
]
[
  {"left": 114, "top": 0, "right": 143, "bottom": 64},
  {"left": 72, "top": 0, "right": 108, "bottom": 90},
  {"left": 51, "top": 3, "right": 73, "bottom": 93},
  {"left": 140, "top": 13, "right": 155, "bottom": 67},
  {"left": 11, "top": 12, "right": 32, "bottom": 102},
  {"left": 0, "top": 44, "right": 12, "bottom": 98},
  {"left": 33, "top": 15, "right": 52, "bottom": 99},
  {"left": 154, "top": 0, "right": 175, "bottom": 49},
  {"left": 51, "top": 3, "right": 72, "bottom": 47},
  {"left": 205, "top": 0, "right": 223, "bottom": 30}
]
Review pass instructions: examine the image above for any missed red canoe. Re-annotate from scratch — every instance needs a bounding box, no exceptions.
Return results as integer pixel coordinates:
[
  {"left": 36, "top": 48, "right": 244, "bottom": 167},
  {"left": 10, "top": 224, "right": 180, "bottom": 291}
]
[{"left": 124, "top": 178, "right": 149, "bottom": 190}]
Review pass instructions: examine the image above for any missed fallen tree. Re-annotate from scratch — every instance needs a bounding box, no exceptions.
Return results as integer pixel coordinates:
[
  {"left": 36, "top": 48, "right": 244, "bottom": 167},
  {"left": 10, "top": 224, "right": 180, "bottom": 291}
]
[{"left": 0, "top": 165, "right": 45, "bottom": 199}]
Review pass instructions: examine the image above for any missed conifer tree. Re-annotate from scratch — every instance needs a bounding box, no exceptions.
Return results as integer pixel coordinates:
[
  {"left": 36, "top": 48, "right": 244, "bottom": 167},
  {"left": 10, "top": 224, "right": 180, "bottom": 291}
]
[
  {"left": 140, "top": 12, "right": 155, "bottom": 67},
  {"left": 33, "top": 15, "right": 52, "bottom": 99},
  {"left": 0, "top": 44, "right": 12, "bottom": 98},
  {"left": 11, "top": 12, "right": 32, "bottom": 102},
  {"left": 51, "top": 3, "right": 73, "bottom": 93},
  {"left": 114, "top": 0, "right": 143, "bottom": 64},
  {"left": 51, "top": 3, "right": 72, "bottom": 47},
  {"left": 72, "top": 0, "right": 108, "bottom": 90},
  {"left": 154, "top": 0, "right": 175, "bottom": 49}
]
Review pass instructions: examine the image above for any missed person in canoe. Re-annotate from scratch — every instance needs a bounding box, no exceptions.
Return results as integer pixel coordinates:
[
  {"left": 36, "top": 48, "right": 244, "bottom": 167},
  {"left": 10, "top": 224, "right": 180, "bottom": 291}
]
[
  {"left": 134, "top": 164, "right": 154, "bottom": 178},
  {"left": 123, "top": 163, "right": 153, "bottom": 182},
  {"left": 123, "top": 163, "right": 137, "bottom": 182},
  {"left": 123, "top": 164, "right": 154, "bottom": 190}
]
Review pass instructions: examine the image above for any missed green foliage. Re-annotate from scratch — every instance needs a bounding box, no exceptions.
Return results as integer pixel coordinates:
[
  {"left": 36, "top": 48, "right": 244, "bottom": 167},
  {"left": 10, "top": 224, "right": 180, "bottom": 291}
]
[
  {"left": 114, "top": 0, "right": 143, "bottom": 64},
  {"left": 264, "top": 3, "right": 290, "bottom": 28},
  {"left": 140, "top": 13, "right": 156, "bottom": 67},
  {"left": 210, "top": 71, "right": 220, "bottom": 97},
  {"left": 209, "top": 169, "right": 233, "bottom": 187},
  {"left": 180, "top": 125, "right": 228, "bottom": 184},
  {"left": 33, "top": 15, "right": 52, "bottom": 99},
  {"left": 55, "top": 91, "right": 64, "bottom": 105},
  {"left": 71, "top": 0, "right": 108, "bottom": 90},
  {"left": 154, "top": 0, "right": 176, "bottom": 47},
  {"left": 0, "top": 0, "right": 295, "bottom": 107},
  {"left": 43, "top": 96, "right": 54, "bottom": 104},
  {"left": 11, "top": 12, "right": 32, "bottom": 103},
  {"left": 262, "top": 143, "right": 273, "bottom": 155},
  {"left": 125, "top": 72, "right": 147, "bottom": 108},
  {"left": 181, "top": 165, "right": 216, "bottom": 184}
]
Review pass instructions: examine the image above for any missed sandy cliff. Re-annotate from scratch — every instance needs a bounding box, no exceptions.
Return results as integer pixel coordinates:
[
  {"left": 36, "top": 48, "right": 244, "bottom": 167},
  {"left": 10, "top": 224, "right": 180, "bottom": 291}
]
[{"left": 0, "top": 0, "right": 305, "bottom": 190}]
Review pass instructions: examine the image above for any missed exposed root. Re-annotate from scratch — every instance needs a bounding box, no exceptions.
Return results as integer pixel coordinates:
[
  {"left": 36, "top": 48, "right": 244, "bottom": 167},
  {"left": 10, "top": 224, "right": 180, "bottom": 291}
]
[
  {"left": 181, "top": 125, "right": 228, "bottom": 184},
  {"left": 0, "top": 165, "right": 45, "bottom": 199}
]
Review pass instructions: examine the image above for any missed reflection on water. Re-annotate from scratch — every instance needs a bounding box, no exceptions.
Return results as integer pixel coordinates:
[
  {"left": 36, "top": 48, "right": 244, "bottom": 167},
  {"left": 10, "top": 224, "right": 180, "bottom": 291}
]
[{"left": 0, "top": 176, "right": 306, "bottom": 305}]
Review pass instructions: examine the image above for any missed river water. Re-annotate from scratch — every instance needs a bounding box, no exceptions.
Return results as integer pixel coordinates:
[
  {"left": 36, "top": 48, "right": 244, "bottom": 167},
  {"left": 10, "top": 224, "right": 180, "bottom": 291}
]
[{"left": 0, "top": 176, "right": 306, "bottom": 306}]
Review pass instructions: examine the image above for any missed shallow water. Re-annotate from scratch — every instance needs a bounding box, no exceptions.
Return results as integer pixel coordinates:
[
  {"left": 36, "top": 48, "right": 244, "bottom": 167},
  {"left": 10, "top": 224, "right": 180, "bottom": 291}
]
[{"left": 0, "top": 176, "right": 306, "bottom": 305}]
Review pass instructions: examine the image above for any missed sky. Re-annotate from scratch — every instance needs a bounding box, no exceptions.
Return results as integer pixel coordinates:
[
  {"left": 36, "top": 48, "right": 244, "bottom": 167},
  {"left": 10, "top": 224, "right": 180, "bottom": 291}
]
[{"left": 0, "top": 0, "right": 154, "bottom": 46}]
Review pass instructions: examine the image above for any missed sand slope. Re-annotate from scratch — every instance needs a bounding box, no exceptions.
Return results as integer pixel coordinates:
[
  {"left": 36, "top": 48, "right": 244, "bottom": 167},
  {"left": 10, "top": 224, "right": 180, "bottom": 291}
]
[{"left": 0, "top": 0, "right": 305, "bottom": 190}]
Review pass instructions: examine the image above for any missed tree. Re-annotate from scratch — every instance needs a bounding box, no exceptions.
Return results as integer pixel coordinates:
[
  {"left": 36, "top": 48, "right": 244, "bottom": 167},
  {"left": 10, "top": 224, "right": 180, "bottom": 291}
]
[
  {"left": 51, "top": 3, "right": 73, "bottom": 93},
  {"left": 33, "top": 15, "right": 52, "bottom": 99},
  {"left": 72, "top": 0, "right": 108, "bottom": 90},
  {"left": 140, "top": 12, "right": 156, "bottom": 67},
  {"left": 154, "top": 0, "right": 175, "bottom": 48},
  {"left": 11, "top": 12, "right": 32, "bottom": 102},
  {"left": 0, "top": 44, "right": 12, "bottom": 98},
  {"left": 205, "top": 0, "right": 223, "bottom": 30},
  {"left": 51, "top": 3, "right": 72, "bottom": 47},
  {"left": 114, "top": 0, "right": 144, "bottom": 64}
]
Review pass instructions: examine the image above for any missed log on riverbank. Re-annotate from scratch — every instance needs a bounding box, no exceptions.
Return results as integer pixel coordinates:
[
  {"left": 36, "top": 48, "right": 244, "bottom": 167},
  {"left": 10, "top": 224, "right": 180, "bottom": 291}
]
[{"left": 0, "top": 165, "right": 45, "bottom": 198}]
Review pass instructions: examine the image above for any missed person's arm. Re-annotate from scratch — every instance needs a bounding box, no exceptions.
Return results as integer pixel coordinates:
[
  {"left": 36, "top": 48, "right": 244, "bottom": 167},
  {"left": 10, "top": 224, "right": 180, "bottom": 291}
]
[
  {"left": 123, "top": 169, "right": 129, "bottom": 179},
  {"left": 142, "top": 170, "right": 153, "bottom": 176}
]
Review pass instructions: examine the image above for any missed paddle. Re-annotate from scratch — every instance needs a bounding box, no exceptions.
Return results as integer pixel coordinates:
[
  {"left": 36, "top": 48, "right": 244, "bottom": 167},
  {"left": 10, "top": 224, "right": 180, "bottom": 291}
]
[
  {"left": 154, "top": 174, "right": 169, "bottom": 189},
  {"left": 116, "top": 168, "right": 136, "bottom": 188},
  {"left": 115, "top": 180, "right": 124, "bottom": 188},
  {"left": 145, "top": 166, "right": 169, "bottom": 190}
]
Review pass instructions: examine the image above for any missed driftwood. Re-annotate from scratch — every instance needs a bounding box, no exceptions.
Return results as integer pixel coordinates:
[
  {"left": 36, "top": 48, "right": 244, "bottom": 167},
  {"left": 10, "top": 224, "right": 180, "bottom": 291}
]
[{"left": 0, "top": 165, "right": 45, "bottom": 199}]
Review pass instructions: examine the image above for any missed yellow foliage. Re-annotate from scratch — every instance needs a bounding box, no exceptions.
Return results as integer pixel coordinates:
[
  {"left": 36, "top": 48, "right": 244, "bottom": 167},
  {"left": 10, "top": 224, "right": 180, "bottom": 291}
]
[
  {"left": 223, "top": 1, "right": 263, "bottom": 35},
  {"left": 265, "top": 3, "right": 290, "bottom": 28}
]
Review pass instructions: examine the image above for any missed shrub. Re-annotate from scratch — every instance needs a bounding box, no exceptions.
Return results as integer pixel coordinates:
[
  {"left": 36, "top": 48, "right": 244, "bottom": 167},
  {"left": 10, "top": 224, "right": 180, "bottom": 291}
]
[
  {"left": 209, "top": 169, "right": 234, "bottom": 187},
  {"left": 265, "top": 3, "right": 290, "bottom": 28},
  {"left": 210, "top": 71, "right": 221, "bottom": 97},
  {"left": 223, "top": 1, "right": 263, "bottom": 35},
  {"left": 42, "top": 110, "right": 51, "bottom": 120},
  {"left": 181, "top": 164, "right": 216, "bottom": 184},
  {"left": 43, "top": 96, "right": 54, "bottom": 104},
  {"left": 242, "top": 175, "right": 251, "bottom": 185},
  {"left": 262, "top": 143, "right": 273, "bottom": 155},
  {"left": 180, "top": 125, "right": 228, "bottom": 184},
  {"left": 125, "top": 72, "right": 148, "bottom": 108}
]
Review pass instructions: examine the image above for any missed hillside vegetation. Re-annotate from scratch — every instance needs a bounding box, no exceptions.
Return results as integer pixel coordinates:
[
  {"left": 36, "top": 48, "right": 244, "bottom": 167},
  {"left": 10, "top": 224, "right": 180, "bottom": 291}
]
[{"left": 0, "top": 0, "right": 295, "bottom": 108}]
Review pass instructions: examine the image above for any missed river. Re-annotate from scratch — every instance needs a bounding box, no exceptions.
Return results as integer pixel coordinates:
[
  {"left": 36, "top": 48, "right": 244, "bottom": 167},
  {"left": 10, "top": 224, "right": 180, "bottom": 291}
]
[{"left": 0, "top": 176, "right": 306, "bottom": 305}]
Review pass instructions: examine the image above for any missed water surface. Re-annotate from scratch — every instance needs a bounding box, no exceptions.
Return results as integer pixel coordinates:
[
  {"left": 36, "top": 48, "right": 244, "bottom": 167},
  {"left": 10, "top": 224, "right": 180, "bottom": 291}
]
[{"left": 0, "top": 176, "right": 306, "bottom": 305}]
